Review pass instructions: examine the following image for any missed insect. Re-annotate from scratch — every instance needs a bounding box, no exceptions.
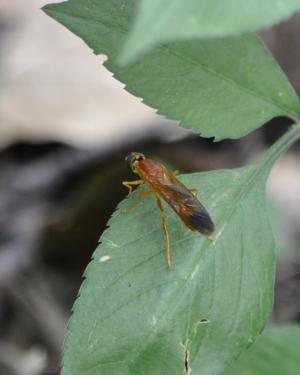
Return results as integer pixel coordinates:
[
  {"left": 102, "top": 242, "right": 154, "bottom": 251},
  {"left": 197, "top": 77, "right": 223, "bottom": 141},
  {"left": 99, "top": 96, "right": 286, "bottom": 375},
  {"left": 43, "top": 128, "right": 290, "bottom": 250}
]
[{"left": 123, "top": 152, "right": 215, "bottom": 269}]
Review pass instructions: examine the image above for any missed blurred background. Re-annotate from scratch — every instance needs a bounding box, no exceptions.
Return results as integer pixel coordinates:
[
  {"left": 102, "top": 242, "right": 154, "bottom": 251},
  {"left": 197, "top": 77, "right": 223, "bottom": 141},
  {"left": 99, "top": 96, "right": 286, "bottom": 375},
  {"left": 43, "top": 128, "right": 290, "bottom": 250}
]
[{"left": 1, "top": 1, "right": 300, "bottom": 374}]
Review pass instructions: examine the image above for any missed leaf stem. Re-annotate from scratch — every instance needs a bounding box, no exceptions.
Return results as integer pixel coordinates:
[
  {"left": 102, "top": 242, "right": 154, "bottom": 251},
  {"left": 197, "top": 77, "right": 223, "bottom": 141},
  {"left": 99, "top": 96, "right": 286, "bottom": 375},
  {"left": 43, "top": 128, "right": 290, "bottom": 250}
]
[{"left": 258, "top": 122, "right": 300, "bottom": 172}]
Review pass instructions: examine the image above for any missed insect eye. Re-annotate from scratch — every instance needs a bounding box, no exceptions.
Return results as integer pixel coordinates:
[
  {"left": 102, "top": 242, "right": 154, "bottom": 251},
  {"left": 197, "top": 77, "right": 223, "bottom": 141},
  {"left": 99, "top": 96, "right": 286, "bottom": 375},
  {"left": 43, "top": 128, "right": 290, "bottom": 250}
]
[
  {"left": 135, "top": 152, "right": 146, "bottom": 161},
  {"left": 125, "top": 153, "right": 140, "bottom": 172},
  {"left": 125, "top": 152, "right": 145, "bottom": 169}
]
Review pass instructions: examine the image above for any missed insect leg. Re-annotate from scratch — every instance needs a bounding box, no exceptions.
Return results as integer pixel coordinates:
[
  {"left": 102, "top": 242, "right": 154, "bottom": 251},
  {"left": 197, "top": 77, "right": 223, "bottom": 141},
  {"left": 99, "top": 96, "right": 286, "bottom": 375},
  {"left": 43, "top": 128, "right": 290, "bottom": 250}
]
[
  {"left": 122, "top": 179, "right": 144, "bottom": 195},
  {"left": 172, "top": 170, "right": 179, "bottom": 176},
  {"left": 205, "top": 234, "right": 214, "bottom": 241},
  {"left": 155, "top": 195, "right": 172, "bottom": 270},
  {"left": 123, "top": 190, "right": 153, "bottom": 213},
  {"left": 189, "top": 188, "right": 199, "bottom": 197}
]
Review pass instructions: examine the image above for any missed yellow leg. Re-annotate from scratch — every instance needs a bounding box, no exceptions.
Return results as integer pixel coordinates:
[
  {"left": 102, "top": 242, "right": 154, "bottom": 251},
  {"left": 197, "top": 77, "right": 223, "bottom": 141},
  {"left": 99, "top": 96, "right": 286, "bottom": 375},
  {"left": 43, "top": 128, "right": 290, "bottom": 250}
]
[
  {"left": 123, "top": 190, "right": 153, "bottom": 213},
  {"left": 155, "top": 195, "right": 172, "bottom": 270},
  {"left": 122, "top": 179, "right": 144, "bottom": 195},
  {"left": 172, "top": 169, "right": 179, "bottom": 176},
  {"left": 189, "top": 188, "right": 199, "bottom": 197}
]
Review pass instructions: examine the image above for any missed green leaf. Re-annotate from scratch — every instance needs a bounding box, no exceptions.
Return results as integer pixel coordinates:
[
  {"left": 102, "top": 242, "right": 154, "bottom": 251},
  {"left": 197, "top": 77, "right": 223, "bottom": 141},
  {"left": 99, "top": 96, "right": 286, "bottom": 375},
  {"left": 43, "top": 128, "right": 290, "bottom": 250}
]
[
  {"left": 120, "top": 0, "right": 300, "bottom": 64},
  {"left": 266, "top": 196, "right": 287, "bottom": 256},
  {"left": 222, "top": 325, "right": 300, "bottom": 375},
  {"left": 43, "top": 0, "right": 300, "bottom": 141},
  {"left": 61, "top": 126, "right": 300, "bottom": 374}
]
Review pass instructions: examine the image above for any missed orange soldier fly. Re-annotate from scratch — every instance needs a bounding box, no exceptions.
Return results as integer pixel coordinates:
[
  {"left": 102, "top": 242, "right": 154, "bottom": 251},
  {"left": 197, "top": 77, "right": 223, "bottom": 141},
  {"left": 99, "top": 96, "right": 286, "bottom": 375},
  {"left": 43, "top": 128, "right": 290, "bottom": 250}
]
[{"left": 123, "top": 152, "right": 215, "bottom": 270}]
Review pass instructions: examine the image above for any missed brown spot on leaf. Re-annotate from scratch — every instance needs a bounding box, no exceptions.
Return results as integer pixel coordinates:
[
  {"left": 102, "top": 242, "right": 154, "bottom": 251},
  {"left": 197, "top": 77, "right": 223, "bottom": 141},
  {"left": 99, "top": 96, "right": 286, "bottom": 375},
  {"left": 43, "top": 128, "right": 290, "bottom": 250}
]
[
  {"left": 183, "top": 339, "right": 190, "bottom": 375},
  {"left": 199, "top": 318, "right": 209, "bottom": 323}
]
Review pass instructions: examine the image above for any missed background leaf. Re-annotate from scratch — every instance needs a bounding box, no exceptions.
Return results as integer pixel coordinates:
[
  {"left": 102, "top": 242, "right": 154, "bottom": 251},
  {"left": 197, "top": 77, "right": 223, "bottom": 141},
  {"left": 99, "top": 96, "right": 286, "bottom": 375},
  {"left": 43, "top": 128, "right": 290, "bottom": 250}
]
[
  {"left": 222, "top": 325, "right": 300, "bottom": 375},
  {"left": 61, "top": 125, "right": 300, "bottom": 375},
  {"left": 43, "top": 0, "right": 300, "bottom": 141},
  {"left": 120, "top": 0, "right": 300, "bottom": 64}
]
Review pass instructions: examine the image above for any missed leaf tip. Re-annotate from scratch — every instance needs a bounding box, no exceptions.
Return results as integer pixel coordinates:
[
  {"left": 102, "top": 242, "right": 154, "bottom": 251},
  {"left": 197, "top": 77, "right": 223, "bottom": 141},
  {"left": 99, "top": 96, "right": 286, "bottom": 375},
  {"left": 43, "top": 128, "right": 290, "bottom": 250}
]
[
  {"left": 41, "top": 4, "right": 50, "bottom": 14},
  {"left": 41, "top": 3, "right": 61, "bottom": 19}
]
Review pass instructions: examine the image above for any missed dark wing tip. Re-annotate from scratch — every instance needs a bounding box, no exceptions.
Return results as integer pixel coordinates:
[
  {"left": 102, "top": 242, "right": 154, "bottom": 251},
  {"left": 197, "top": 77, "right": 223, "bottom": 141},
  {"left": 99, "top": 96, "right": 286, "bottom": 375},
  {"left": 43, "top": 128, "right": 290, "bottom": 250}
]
[{"left": 186, "top": 210, "right": 215, "bottom": 235}]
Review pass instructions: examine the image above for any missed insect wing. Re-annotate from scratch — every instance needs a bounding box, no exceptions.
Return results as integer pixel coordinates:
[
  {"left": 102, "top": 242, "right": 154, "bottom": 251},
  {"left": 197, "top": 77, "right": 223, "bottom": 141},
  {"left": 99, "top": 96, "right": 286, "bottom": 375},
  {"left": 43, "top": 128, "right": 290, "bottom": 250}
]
[{"left": 160, "top": 180, "right": 215, "bottom": 236}]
